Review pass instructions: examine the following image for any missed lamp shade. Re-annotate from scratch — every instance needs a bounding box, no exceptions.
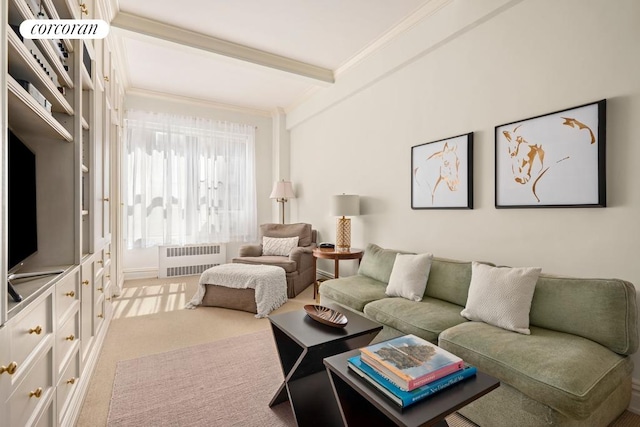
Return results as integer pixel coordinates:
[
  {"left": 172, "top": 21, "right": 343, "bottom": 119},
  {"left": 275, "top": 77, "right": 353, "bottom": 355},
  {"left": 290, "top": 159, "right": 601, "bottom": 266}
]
[
  {"left": 270, "top": 180, "right": 295, "bottom": 199},
  {"left": 331, "top": 194, "right": 360, "bottom": 216}
]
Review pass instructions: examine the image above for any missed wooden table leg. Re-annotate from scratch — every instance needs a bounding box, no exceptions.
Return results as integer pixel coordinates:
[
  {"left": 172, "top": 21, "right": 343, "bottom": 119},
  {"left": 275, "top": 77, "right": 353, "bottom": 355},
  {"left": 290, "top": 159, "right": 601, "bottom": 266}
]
[{"left": 334, "top": 259, "right": 340, "bottom": 278}]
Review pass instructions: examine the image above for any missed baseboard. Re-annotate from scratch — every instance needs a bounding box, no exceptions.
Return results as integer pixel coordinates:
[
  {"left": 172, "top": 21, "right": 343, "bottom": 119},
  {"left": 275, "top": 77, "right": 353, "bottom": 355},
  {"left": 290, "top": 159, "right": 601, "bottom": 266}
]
[
  {"left": 316, "top": 269, "right": 335, "bottom": 280},
  {"left": 628, "top": 379, "right": 640, "bottom": 414},
  {"left": 123, "top": 267, "right": 158, "bottom": 281}
]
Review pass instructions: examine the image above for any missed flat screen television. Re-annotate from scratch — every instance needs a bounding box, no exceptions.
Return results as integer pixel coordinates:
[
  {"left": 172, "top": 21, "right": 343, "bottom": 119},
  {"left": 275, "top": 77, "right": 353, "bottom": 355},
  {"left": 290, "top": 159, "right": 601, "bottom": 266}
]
[{"left": 8, "top": 129, "right": 38, "bottom": 273}]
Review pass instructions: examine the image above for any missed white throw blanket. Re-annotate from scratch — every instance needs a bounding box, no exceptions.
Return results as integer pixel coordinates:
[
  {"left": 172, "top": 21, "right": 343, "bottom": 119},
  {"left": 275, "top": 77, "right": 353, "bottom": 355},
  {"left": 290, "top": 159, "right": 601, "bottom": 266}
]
[{"left": 185, "top": 264, "right": 288, "bottom": 318}]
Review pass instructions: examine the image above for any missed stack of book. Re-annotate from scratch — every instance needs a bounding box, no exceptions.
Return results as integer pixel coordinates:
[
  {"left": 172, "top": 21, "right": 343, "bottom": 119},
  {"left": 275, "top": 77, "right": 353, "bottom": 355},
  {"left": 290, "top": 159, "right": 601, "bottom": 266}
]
[{"left": 348, "top": 334, "right": 476, "bottom": 408}]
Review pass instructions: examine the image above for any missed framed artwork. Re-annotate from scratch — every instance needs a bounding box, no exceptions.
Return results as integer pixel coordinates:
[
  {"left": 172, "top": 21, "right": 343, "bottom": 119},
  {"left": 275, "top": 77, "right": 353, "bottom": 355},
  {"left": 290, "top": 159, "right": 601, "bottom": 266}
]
[
  {"left": 411, "top": 132, "right": 473, "bottom": 209},
  {"left": 495, "top": 99, "right": 606, "bottom": 208}
]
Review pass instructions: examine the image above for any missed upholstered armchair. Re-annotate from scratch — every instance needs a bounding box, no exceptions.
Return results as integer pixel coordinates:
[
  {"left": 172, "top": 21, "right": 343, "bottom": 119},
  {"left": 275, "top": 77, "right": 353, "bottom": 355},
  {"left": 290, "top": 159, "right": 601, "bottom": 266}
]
[{"left": 232, "top": 223, "right": 317, "bottom": 298}]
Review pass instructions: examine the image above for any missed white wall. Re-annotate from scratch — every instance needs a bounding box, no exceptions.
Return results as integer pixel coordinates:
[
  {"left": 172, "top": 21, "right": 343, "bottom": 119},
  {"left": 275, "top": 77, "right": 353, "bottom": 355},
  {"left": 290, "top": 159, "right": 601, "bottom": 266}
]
[
  {"left": 121, "top": 92, "right": 274, "bottom": 277},
  {"left": 287, "top": 0, "right": 640, "bottom": 410}
]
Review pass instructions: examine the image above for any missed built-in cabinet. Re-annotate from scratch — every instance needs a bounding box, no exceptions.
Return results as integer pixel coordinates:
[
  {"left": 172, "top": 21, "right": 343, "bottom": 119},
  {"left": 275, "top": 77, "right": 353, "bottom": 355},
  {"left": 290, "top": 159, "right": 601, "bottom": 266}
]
[{"left": 1, "top": 0, "right": 122, "bottom": 425}]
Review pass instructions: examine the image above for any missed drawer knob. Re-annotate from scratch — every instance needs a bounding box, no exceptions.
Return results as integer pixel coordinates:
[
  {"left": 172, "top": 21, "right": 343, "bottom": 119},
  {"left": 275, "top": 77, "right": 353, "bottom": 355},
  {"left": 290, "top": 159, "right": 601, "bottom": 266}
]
[
  {"left": 0, "top": 362, "right": 18, "bottom": 375},
  {"left": 65, "top": 334, "right": 75, "bottom": 341},
  {"left": 80, "top": 3, "right": 88, "bottom": 15},
  {"left": 106, "top": 252, "right": 111, "bottom": 256},
  {"left": 104, "top": 76, "right": 110, "bottom": 82},
  {"left": 82, "top": 280, "right": 89, "bottom": 286},
  {"left": 29, "top": 387, "right": 43, "bottom": 398},
  {"left": 97, "top": 314, "right": 104, "bottom": 318},
  {"left": 103, "top": 197, "right": 110, "bottom": 202},
  {"left": 66, "top": 377, "right": 76, "bottom": 385},
  {"left": 28, "top": 326, "right": 43, "bottom": 335},
  {"left": 106, "top": 297, "right": 111, "bottom": 301},
  {"left": 97, "top": 260, "right": 103, "bottom": 264},
  {"left": 65, "top": 291, "right": 75, "bottom": 298},
  {"left": 97, "top": 287, "right": 103, "bottom": 292}
]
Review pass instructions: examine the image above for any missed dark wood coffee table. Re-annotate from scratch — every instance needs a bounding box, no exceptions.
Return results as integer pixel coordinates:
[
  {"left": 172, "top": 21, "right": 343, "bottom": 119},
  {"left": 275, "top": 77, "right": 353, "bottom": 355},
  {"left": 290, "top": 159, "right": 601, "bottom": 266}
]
[
  {"left": 324, "top": 349, "right": 500, "bottom": 427},
  {"left": 268, "top": 305, "right": 382, "bottom": 427}
]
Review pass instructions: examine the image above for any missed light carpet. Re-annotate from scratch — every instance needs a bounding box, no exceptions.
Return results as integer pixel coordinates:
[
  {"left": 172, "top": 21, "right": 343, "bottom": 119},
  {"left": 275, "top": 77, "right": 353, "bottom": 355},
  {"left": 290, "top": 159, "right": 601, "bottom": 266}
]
[{"left": 107, "top": 330, "right": 293, "bottom": 426}]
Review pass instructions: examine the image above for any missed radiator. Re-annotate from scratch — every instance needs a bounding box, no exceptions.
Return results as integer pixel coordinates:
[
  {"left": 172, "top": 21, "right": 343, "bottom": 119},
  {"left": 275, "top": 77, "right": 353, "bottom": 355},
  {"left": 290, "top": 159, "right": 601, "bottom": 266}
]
[{"left": 158, "top": 243, "right": 226, "bottom": 278}]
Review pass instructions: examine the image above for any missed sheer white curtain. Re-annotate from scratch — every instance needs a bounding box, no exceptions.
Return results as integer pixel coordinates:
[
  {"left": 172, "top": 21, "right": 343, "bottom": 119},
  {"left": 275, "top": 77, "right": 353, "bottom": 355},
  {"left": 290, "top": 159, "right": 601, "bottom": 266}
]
[{"left": 123, "top": 110, "right": 257, "bottom": 249}]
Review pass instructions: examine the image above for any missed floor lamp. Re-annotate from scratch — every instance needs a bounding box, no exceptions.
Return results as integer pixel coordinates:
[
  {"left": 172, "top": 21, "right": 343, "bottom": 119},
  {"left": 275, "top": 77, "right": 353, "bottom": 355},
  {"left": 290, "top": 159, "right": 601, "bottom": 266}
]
[
  {"left": 332, "top": 194, "right": 360, "bottom": 251},
  {"left": 270, "top": 180, "right": 295, "bottom": 224}
]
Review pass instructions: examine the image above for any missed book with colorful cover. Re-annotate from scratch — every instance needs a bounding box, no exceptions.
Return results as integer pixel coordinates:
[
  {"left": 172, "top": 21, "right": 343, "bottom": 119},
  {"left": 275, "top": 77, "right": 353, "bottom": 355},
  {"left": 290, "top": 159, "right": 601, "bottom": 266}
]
[
  {"left": 348, "top": 355, "right": 477, "bottom": 408},
  {"left": 360, "top": 334, "right": 464, "bottom": 391}
]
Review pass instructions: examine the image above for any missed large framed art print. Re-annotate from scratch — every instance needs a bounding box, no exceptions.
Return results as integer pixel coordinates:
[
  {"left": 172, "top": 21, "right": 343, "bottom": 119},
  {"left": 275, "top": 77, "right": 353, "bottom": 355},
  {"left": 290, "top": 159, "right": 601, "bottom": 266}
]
[
  {"left": 495, "top": 100, "right": 606, "bottom": 208},
  {"left": 411, "top": 132, "right": 473, "bottom": 209}
]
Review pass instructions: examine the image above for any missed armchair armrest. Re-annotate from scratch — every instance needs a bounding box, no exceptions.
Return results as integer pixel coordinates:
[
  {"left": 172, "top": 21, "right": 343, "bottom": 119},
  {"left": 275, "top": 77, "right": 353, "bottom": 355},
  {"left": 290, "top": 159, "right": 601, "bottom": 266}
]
[
  {"left": 289, "top": 244, "right": 317, "bottom": 263},
  {"left": 238, "top": 244, "right": 262, "bottom": 257}
]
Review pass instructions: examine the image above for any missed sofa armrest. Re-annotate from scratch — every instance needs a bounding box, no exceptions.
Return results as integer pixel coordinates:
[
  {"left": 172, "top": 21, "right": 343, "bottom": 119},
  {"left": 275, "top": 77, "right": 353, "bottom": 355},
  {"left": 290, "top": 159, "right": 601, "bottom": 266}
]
[{"left": 238, "top": 244, "right": 262, "bottom": 257}]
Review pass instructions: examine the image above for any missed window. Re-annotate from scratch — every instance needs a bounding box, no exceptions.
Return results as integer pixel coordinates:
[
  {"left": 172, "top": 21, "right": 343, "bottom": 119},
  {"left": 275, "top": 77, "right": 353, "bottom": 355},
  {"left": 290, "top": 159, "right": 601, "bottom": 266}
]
[{"left": 124, "top": 110, "right": 257, "bottom": 248}]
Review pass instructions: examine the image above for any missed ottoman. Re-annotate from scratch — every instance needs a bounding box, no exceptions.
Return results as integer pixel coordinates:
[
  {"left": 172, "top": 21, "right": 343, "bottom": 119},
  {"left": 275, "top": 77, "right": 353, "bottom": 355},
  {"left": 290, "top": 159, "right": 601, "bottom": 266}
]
[{"left": 185, "top": 263, "right": 288, "bottom": 318}]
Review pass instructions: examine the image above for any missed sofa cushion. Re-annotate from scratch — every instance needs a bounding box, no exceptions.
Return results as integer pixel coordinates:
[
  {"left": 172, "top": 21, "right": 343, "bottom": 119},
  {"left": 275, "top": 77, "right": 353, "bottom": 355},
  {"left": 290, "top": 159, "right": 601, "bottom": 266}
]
[
  {"left": 423, "top": 257, "right": 474, "bottom": 307},
  {"left": 364, "top": 297, "right": 468, "bottom": 344},
  {"left": 231, "top": 256, "right": 296, "bottom": 273},
  {"left": 461, "top": 262, "right": 541, "bottom": 335},
  {"left": 358, "top": 244, "right": 413, "bottom": 283},
  {"left": 529, "top": 275, "right": 638, "bottom": 355},
  {"left": 439, "top": 322, "right": 633, "bottom": 420},
  {"left": 319, "top": 275, "right": 388, "bottom": 312},
  {"left": 260, "top": 223, "right": 313, "bottom": 247},
  {"left": 385, "top": 253, "right": 433, "bottom": 301}
]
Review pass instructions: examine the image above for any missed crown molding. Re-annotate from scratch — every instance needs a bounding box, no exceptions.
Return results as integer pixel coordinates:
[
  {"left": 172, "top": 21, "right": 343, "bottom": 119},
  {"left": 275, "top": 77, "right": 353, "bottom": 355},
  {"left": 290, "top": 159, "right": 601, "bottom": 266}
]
[
  {"left": 335, "top": 0, "right": 453, "bottom": 78},
  {"left": 125, "top": 88, "right": 273, "bottom": 117},
  {"left": 111, "top": 12, "right": 334, "bottom": 84}
]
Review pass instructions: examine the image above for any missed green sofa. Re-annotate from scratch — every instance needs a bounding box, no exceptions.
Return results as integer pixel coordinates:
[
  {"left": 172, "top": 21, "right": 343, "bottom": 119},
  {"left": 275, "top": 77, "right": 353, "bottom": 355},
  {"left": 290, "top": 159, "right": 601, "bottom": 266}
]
[{"left": 319, "top": 243, "right": 638, "bottom": 427}]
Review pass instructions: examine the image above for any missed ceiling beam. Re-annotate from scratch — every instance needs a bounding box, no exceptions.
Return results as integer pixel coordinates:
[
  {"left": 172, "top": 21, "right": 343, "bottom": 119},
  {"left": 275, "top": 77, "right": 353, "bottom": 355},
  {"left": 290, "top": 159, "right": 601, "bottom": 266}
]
[{"left": 110, "top": 12, "right": 335, "bottom": 84}]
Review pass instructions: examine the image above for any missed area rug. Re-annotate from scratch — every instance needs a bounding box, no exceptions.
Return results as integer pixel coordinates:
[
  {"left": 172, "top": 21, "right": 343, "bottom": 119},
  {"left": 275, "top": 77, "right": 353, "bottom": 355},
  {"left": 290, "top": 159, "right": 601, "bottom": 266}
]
[
  {"left": 107, "top": 330, "right": 294, "bottom": 426},
  {"left": 107, "top": 329, "right": 475, "bottom": 427}
]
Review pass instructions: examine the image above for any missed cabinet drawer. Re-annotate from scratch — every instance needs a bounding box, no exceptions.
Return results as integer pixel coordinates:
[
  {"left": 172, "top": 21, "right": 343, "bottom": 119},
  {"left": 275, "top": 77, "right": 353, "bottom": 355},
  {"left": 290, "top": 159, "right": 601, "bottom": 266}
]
[
  {"left": 55, "top": 268, "right": 80, "bottom": 324},
  {"left": 11, "top": 293, "right": 53, "bottom": 371},
  {"left": 56, "top": 349, "right": 80, "bottom": 426},
  {"left": 56, "top": 310, "right": 80, "bottom": 374},
  {"left": 34, "top": 400, "right": 55, "bottom": 427},
  {"left": 7, "top": 347, "right": 54, "bottom": 427}
]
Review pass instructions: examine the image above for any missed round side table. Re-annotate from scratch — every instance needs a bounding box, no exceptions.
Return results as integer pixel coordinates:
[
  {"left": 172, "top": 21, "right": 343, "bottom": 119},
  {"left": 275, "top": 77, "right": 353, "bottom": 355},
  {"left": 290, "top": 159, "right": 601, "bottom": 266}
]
[{"left": 312, "top": 247, "right": 364, "bottom": 301}]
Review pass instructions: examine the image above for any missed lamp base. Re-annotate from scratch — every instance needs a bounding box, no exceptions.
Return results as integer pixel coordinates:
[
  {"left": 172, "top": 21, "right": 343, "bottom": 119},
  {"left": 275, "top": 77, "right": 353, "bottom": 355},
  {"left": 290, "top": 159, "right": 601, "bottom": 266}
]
[{"left": 336, "top": 216, "right": 351, "bottom": 252}]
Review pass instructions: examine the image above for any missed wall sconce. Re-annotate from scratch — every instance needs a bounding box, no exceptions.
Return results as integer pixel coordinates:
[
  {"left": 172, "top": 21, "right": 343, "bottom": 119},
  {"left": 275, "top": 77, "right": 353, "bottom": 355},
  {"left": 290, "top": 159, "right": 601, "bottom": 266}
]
[
  {"left": 270, "top": 180, "right": 295, "bottom": 224},
  {"left": 331, "top": 194, "right": 360, "bottom": 251}
]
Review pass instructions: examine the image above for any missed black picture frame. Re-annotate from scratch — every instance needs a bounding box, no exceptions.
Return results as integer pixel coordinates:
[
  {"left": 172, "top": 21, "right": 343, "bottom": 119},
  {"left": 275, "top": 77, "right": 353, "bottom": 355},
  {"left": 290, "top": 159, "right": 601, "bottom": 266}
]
[
  {"left": 495, "top": 99, "right": 606, "bottom": 208},
  {"left": 411, "top": 132, "right": 473, "bottom": 209}
]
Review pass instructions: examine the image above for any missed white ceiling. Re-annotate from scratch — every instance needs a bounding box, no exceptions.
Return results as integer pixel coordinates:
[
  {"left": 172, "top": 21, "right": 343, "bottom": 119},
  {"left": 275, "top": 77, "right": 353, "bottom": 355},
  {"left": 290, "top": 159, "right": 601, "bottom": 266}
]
[{"left": 112, "top": 0, "right": 437, "bottom": 112}]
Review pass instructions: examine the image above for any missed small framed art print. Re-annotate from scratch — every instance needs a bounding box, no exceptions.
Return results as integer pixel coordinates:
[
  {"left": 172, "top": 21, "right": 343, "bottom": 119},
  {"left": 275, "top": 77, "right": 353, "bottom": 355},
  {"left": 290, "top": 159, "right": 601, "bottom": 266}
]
[{"left": 411, "top": 132, "right": 473, "bottom": 209}]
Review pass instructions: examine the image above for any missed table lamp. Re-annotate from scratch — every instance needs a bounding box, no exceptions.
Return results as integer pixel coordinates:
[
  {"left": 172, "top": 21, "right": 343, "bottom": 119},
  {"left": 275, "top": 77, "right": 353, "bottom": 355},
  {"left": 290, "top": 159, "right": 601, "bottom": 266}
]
[{"left": 331, "top": 194, "right": 360, "bottom": 251}]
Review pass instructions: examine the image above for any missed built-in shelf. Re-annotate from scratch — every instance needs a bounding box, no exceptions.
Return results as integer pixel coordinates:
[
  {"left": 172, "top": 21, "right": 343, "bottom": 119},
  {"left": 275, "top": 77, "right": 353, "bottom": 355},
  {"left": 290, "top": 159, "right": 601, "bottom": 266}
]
[
  {"left": 42, "top": 0, "right": 73, "bottom": 52},
  {"left": 7, "top": 29, "right": 74, "bottom": 115},
  {"left": 8, "top": 0, "right": 73, "bottom": 89},
  {"left": 8, "top": 75, "right": 73, "bottom": 141}
]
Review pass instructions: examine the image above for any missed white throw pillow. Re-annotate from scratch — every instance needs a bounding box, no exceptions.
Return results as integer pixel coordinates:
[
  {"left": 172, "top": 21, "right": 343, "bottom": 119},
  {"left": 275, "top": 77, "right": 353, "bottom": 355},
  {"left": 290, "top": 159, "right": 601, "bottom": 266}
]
[
  {"left": 385, "top": 253, "right": 433, "bottom": 301},
  {"left": 461, "top": 262, "right": 541, "bottom": 334},
  {"left": 262, "top": 236, "right": 299, "bottom": 256}
]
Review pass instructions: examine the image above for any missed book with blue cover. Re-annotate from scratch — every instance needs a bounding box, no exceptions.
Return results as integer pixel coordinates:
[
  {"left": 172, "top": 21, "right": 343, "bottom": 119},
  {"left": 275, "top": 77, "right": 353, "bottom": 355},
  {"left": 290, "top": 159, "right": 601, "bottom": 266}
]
[
  {"left": 347, "top": 355, "right": 477, "bottom": 408},
  {"left": 360, "top": 334, "right": 464, "bottom": 391}
]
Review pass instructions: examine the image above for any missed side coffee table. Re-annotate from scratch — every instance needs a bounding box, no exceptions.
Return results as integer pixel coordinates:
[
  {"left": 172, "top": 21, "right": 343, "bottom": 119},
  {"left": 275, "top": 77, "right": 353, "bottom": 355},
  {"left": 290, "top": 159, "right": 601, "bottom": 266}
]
[
  {"left": 324, "top": 349, "right": 500, "bottom": 426},
  {"left": 268, "top": 304, "right": 382, "bottom": 427}
]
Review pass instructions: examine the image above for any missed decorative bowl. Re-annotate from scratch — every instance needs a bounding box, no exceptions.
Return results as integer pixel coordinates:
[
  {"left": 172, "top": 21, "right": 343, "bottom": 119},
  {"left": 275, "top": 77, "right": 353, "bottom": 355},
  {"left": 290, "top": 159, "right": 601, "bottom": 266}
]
[{"left": 304, "top": 305, "right": 348, "bottom": 328}]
